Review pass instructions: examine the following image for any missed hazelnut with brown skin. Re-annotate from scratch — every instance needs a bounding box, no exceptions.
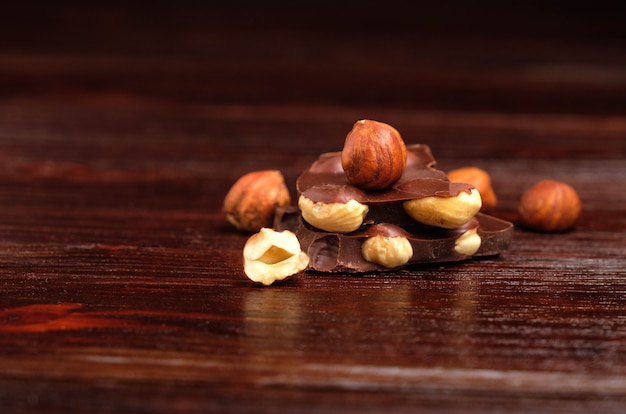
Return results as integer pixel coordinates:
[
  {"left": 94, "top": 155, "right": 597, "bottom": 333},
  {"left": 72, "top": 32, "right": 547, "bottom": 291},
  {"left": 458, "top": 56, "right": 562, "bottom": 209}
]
[
  {"left": 447, "top": 166, "right": 497, "bottom": 212},
  {"left": 518, "top": 179, "right": 582, "bottom": 232},
  {"left": 341, "top": 119, "right": 407, "bottom": 190},
  {"left": 222, "top": 170, "right": 291, "bottom": 232}
]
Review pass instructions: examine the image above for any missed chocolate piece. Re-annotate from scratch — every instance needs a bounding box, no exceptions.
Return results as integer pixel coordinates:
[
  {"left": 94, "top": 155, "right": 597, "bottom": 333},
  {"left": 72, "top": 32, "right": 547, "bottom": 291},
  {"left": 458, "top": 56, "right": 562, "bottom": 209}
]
[
  {"left": 275, "top": 206, "right": 513, "bottom": 273},
  {"left": 364, "top": 223, "right": 410, "bottom": 238},
  {"left": 297, "top": 144, "right": 475, "bottom": 227},
  {"left": 279, "top": 142, "right": 513, "bottom": 273}
]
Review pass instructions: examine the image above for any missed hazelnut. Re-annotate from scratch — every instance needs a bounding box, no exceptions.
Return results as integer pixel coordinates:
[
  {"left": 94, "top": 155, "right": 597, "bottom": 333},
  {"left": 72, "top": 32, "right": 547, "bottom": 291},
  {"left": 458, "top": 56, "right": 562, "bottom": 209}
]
[
  {"left": 223, "top": 170, "right": 291, "bottom": 232},
  {"left": 447, "top": 167, "right": 497, "bottom": 212},
  {"left": 361, "top": 224, "right": 413, "bottom": 268},
  {"left": 518, "top": 179, "right": 582, "bottom": 232},
  {"left": 403, "top": 188, "right": 482, "bottom": 229},
  {"left": 341, "top": 119, "right": 407, "bottom": 190},
  {"left": 243, "top": 228, "right": 310, "bottom": 286},
  {"left": 298, "top": 195, "right": 369, "bottom": 233},
  {"left": 454, "top": 228, "right": 481, "bottom": 256}
]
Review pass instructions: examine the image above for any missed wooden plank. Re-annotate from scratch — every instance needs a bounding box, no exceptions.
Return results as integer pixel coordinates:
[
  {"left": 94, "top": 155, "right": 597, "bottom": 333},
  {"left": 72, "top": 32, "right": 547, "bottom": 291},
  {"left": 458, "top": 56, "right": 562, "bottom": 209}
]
[{"left": 1, "top": 3, "right": 626, "bottom": 413}]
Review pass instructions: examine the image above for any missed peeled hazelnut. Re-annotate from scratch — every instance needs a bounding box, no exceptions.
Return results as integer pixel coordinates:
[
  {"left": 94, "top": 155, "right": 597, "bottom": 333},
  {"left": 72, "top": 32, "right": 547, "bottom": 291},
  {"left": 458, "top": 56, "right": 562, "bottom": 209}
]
[
  {"left": 298, "top": 195, "right": 369, "bottom": 233},
  {"left": 223, "top": 170, "right": 291, "bottom": 232},
  {"left": 447, "top": 167, "right": 497, "bottom": 212},
  {"left": 341, "top": 119, "right": 407, "bottom": 190},
  {"left": 454, "top": 228, "right": 482, "bottom": 256},
  {"left": 518, "top": 179, "right": 582, "bottom": 232},
  {"left": 361, "top": 224, "right": 413, "bottom": 268},
  {"left": 403, "top": 188, "right": 482, "bottom": 229},
  {"left": 243, "top": 228, "right": 310, "bottom": 286}
]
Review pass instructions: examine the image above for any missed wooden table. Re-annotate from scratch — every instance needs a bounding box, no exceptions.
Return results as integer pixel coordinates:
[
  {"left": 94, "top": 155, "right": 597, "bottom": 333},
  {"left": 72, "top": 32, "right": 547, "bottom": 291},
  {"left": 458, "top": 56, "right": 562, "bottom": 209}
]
[{"left": 1, "top": 3, "right": 626, "bottom": 413}]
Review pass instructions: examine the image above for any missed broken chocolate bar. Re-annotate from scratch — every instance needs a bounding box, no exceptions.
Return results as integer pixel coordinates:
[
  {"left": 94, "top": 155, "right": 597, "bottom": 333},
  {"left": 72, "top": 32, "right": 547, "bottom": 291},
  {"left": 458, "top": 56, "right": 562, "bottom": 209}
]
[
  {"left": 275, "top": 143, "right": 513, "bottom": 273},
  {"left": 297, "top": 144, "right": 478, "bottom": 227},
  {"left": 275, "top": 206, "right": 513, "bottom": 272}
]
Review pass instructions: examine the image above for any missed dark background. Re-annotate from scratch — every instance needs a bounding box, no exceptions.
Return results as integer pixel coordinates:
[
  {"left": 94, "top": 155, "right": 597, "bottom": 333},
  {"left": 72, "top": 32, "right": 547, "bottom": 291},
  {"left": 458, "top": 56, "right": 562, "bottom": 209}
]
[{"left": 2, "top": 1, "right": 625, "bottom": 114}]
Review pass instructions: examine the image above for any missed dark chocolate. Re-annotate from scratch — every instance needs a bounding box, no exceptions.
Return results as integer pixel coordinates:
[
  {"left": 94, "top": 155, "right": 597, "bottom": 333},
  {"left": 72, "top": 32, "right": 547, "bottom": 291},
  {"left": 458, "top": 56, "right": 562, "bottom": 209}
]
[
  {"left": 297, "top": 144, "right": 470, "bottom": 201},
  {"left": 363, "top": 223, "right": 410, "bottom": 238},
  {"left": 275, "top": 206, "right": 513, "bottom": 273},
  {"left": 297, "top": 144, "right": 475, "bottom": 227},
  {"left": 280, "top": 142, "right": 513, "bottom": 273}
]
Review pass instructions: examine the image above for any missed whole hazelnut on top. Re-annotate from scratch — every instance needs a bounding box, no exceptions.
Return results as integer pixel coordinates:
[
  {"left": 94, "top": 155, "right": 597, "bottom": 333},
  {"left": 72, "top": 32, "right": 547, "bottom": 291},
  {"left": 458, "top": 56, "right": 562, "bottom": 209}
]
[
  {"left": 222, "top": 170, "right": 291, "bottom": 232},
  {"left": 447, "top": 166, "right": 498, "bottom": 212},
  {"left": 518, "top": 179, "right": 582, "bottom": 232},
  {"left": 341, "top": 119, "right": 407, "bottom": 190}
]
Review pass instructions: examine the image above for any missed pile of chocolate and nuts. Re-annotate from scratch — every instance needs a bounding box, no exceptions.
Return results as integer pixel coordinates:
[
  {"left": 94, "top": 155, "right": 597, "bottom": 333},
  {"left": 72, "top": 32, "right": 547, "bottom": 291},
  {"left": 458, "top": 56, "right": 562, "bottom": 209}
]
[{"left": 223, "top": 120, "right": 581, "bottom": 286}]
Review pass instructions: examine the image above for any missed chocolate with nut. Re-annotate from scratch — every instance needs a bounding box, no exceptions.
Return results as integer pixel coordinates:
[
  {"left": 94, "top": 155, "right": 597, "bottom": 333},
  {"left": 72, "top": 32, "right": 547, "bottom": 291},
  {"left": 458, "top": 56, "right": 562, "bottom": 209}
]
[
  {"left": 274, "top": 142, "right": 514, "bottom": 273},
  {"left": 297, "top": 144, "right": 476, "bottom": 227},
  {"left": 275, "top": 206, "right": 513, "bottom": 272}
]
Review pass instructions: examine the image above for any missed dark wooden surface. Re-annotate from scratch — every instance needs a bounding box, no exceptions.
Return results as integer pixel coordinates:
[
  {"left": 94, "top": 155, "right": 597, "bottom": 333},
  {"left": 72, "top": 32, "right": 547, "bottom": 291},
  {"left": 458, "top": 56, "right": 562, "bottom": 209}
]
[{"left": 1, "top": 2, "right": 626, "bottom": 413}]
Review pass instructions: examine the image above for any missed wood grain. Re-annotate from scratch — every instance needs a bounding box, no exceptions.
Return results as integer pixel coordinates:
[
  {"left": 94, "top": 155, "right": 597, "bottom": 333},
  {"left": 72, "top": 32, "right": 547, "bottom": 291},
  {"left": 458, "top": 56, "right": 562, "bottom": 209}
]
[{"left": 1, "top": 3, "right": 626, "bottom": 413}]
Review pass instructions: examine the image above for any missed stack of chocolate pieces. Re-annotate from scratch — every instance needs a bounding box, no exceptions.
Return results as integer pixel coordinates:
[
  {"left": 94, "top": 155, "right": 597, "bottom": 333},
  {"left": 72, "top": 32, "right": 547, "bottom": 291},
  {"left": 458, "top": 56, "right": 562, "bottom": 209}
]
[{"left": 275, "top": 123, "right": 513, "bottom": 273}]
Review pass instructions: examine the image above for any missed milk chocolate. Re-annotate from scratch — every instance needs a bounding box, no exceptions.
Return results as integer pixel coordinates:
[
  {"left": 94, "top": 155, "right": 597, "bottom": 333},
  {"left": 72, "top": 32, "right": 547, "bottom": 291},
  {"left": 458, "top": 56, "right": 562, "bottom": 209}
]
[
  {"left": 275, "top": 206, "right": 513, "bottom": 273},
  {"left": 297, "top": 144, "right": 476, "bottom": 227}
]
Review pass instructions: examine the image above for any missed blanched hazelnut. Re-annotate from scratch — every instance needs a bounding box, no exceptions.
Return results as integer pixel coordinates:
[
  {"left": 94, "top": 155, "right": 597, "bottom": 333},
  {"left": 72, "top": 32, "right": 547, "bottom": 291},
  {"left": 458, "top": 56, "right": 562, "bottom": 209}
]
[
  {"left": 243, "top": 228, "right": 309, "bottom": 286},
  {"left": 403, "top": 188, "right": 482, "bottom": 229},
  {"left": 361, "top": 224, "right": 413, "bottom": 268},
  {"left": 454, "top": 228, "right": 481, "bottom": 256},
  {"left": 223, "top": 170, "right": 291, "bottom": 232},
  {"left": 447, "top": 166, "right": 497, "bottom": 212},
  {"left": 518, "top": 179, "right": 581, "bottom": 232},
  {"left": 341, "top": 119, "right": 407, "bottom": 190},
  {"left": 298, "top": 195, "right": 369, "bottom": 233}
]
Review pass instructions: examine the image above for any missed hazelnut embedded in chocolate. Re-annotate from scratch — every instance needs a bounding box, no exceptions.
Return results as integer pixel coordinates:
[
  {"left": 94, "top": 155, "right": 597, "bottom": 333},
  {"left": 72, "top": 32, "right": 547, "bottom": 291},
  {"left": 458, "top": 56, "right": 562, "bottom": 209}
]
[{"left": 361, "top": 224, "right": 413, "bottom": 269}]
